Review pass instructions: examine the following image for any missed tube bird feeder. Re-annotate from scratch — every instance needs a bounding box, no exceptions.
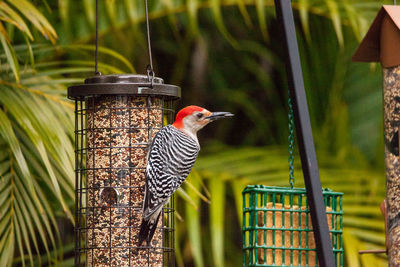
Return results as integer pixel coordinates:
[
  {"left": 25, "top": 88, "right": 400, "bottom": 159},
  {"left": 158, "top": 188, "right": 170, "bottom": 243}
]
[
  {"left": 68, "top": 74, "right": 180, "bottom": 266},
  {"left": 353, "top": 5, "right": 400, "bottom": 265}
]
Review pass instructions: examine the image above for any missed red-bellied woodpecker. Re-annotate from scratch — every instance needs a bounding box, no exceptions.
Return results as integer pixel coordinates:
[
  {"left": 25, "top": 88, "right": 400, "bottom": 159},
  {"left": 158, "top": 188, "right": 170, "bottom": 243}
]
[{"left": 138, "top": 105, "right": 234, "bottom": 246}]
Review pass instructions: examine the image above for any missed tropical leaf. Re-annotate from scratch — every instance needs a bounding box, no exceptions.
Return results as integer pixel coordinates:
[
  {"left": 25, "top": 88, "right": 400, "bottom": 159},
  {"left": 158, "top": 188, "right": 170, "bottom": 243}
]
[
  {"left": 0, "top": 0, "right": 57, "bottom": 81},
  {"left": 184, "top": 172, "right": 205, "bottom": 267},
  {"left": 7, "top": 0, "right": 57, "bottom": 43},
  {"left": 0, "top": 30, "right": 19, "bottom": 82},
  {"left": 0, "top": 2, "right": 33, "bottom": 39}
]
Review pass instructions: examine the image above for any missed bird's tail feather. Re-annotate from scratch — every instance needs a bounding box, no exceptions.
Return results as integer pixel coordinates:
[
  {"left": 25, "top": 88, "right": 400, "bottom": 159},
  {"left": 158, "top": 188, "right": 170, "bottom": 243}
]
[{"left": 138, "top": 210, "right": 162, "bottom": 247}]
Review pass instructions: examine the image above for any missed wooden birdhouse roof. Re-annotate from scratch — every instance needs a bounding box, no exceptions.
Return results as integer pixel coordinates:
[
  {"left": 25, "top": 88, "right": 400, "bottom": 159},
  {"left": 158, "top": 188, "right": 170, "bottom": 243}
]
[{"left": 353, "top": 5, "right": 400, "bottom": 67}]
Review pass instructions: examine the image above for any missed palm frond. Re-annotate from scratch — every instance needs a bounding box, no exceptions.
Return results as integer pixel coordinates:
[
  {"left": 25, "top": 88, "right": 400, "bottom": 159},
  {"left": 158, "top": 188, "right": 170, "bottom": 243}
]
[{"left": 0, "top": 0, "right": 56, "bottom": 81}]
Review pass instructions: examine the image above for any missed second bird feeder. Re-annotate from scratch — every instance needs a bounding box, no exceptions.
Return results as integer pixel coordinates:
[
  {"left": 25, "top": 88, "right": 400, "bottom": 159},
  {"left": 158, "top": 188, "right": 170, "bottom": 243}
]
[
  {"left": 242, "top": 186, "right": 343, "bottom": 266},
  {"left": 69, "top": 74, "right": 180, "bottom": 266},
  {"left": 353, "top": 5, "right": 400, "bottom": 264}
]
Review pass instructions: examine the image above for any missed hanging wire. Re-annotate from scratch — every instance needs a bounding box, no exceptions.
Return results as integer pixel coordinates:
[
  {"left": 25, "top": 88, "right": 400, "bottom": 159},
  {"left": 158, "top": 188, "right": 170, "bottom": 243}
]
[
  {"left": 288, "top": 90, "right": 295, "bottom": 189},
  {"left": 144, "top": 0, "right": 155, "bottom": 86},
  {"left": 94, "top": 0, "right": 101, "bottom": 75}
]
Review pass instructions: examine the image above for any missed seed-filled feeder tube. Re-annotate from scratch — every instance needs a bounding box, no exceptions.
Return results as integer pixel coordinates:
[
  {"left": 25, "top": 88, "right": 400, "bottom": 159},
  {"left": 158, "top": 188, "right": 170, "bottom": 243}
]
[
  {"left": 353, "top": 5, "right": 400, "bottom": 265},
  {"left": 68, "top": 74, "right": 180, "bottom": 266}
]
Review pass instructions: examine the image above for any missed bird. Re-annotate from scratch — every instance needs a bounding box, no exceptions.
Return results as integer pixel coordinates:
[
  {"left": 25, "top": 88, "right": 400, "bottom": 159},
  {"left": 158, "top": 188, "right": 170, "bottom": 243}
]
[{"left": 138, "top": 105, "right": 234, "bottom": 247}]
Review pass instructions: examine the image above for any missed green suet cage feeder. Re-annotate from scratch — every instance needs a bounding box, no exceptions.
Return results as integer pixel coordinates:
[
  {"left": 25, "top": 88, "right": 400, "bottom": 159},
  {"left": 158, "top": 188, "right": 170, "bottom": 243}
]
[{"left": 242, "top": 185, "right": 343, "bottom": 267}]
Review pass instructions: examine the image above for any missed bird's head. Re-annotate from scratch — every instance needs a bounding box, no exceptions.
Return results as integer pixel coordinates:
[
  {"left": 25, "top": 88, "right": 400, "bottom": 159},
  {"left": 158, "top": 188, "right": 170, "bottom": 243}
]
[{"left": 172, "top": 105, "right": 234, "bottom": 137}]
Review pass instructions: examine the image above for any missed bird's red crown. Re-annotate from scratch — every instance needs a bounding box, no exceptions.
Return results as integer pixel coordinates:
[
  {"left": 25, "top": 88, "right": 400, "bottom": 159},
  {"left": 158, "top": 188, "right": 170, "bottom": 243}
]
[{"left": 172, "top": 105, "right": 204, "bottom": 129}]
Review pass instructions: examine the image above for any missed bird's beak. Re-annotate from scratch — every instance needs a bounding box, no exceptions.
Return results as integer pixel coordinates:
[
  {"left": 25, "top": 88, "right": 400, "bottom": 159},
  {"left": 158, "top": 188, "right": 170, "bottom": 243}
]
[{"left": 205, "top": 111, "right": 234, "bottom": 121}]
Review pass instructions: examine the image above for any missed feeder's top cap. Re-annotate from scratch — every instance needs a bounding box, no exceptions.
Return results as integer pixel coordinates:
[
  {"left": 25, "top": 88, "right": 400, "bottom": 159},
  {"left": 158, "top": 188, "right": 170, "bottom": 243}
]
[
  {"left": 352, "top": 5, "right": 400, "bottom": 67},
  {"left": 68, "top": 74, "right": 180, "bottom": 100},
  {"left": 85, "top": 74, "right": 164, "bottom": 85}
]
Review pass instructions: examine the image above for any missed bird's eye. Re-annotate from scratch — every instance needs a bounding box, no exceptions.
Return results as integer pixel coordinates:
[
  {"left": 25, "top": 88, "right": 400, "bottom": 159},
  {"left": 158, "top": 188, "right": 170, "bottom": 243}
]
[{"left": 196, "top": 113, "right": 203, "bottom": 119}]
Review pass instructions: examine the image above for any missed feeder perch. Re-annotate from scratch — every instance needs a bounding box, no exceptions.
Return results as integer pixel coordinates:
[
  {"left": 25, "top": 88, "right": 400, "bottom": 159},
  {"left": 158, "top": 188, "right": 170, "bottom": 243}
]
[
  {"left": 68, "top": 74, "right": 180, "bottom": 266},
  {"left": 353, "top": 5, "right": 400, "bottom": 265},
  {"left": 242, "top": 186, "right": 343, "bottom": 267}
]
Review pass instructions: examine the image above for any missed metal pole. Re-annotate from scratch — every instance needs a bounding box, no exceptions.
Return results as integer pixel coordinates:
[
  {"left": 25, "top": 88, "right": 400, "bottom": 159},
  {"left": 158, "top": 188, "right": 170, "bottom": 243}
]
[{"left": 273, "top": 0, "right": 335, "bottom": 266}]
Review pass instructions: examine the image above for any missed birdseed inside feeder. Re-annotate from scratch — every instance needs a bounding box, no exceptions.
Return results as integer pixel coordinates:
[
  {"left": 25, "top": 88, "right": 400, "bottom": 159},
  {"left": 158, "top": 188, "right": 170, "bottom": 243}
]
[
  {"left": 68, "top": 74, "right": 180, "bottom": 266},
  {"left": 242, "top": 185, "right": 343, "bottom": 267}
]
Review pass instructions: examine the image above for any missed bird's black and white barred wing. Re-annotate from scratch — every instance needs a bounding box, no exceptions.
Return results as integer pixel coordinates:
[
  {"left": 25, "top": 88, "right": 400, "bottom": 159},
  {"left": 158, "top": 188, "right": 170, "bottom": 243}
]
[{"left": 143, "top": 125, "right": 200, "bottom": 219}]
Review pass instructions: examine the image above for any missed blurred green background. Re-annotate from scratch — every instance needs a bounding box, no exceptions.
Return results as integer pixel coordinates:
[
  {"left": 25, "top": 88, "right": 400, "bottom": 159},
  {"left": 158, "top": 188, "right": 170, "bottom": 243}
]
[{"left": 0, "top": 0, "right": 392, "bottom": 266}]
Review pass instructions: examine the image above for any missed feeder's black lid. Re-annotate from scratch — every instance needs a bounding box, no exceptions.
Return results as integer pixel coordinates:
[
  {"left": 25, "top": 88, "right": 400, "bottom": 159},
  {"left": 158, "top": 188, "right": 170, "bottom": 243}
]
[{"left": 68, "top": 74, "right": 180, "bottom": 100}]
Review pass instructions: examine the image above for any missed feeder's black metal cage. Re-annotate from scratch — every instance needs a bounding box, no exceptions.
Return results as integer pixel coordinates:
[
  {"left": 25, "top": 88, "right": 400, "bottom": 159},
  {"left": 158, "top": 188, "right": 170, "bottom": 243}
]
[{"left": 68, "top": 74, "right": 180, "bottom": 266}]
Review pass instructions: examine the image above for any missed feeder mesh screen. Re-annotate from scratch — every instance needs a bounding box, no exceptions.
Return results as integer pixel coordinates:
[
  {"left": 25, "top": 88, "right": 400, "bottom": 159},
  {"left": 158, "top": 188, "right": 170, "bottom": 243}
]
[
  {"left": 74, "top": 95, "right": 175, "bottom": 267},
  {"left": 242, "top": 185, "right": 343, "bottom": 267}
]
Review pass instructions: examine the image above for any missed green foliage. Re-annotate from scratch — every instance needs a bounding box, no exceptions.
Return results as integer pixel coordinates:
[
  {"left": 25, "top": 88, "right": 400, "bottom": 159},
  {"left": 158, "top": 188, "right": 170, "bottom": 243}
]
[
  {"left": 0, "top": 0, "right": 390, "bottom": 266},
  {"left": 0, "top": 0, "right": 57, "bottom": 81},
  {"left": 0, "top": 81, "right": 72, "bottom": 265}
]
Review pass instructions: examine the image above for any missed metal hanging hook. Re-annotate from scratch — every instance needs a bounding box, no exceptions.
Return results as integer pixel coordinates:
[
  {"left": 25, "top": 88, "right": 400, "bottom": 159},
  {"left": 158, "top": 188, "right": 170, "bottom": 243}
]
[
  {"left": 95, "top": 0, "right": 101, "bottom": 75},
  {"left": 145, "top": 0, "right": 155, "bottom": 86},
  {"left": 147, "top": 64, "right": 155, "bottom": 87}
]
